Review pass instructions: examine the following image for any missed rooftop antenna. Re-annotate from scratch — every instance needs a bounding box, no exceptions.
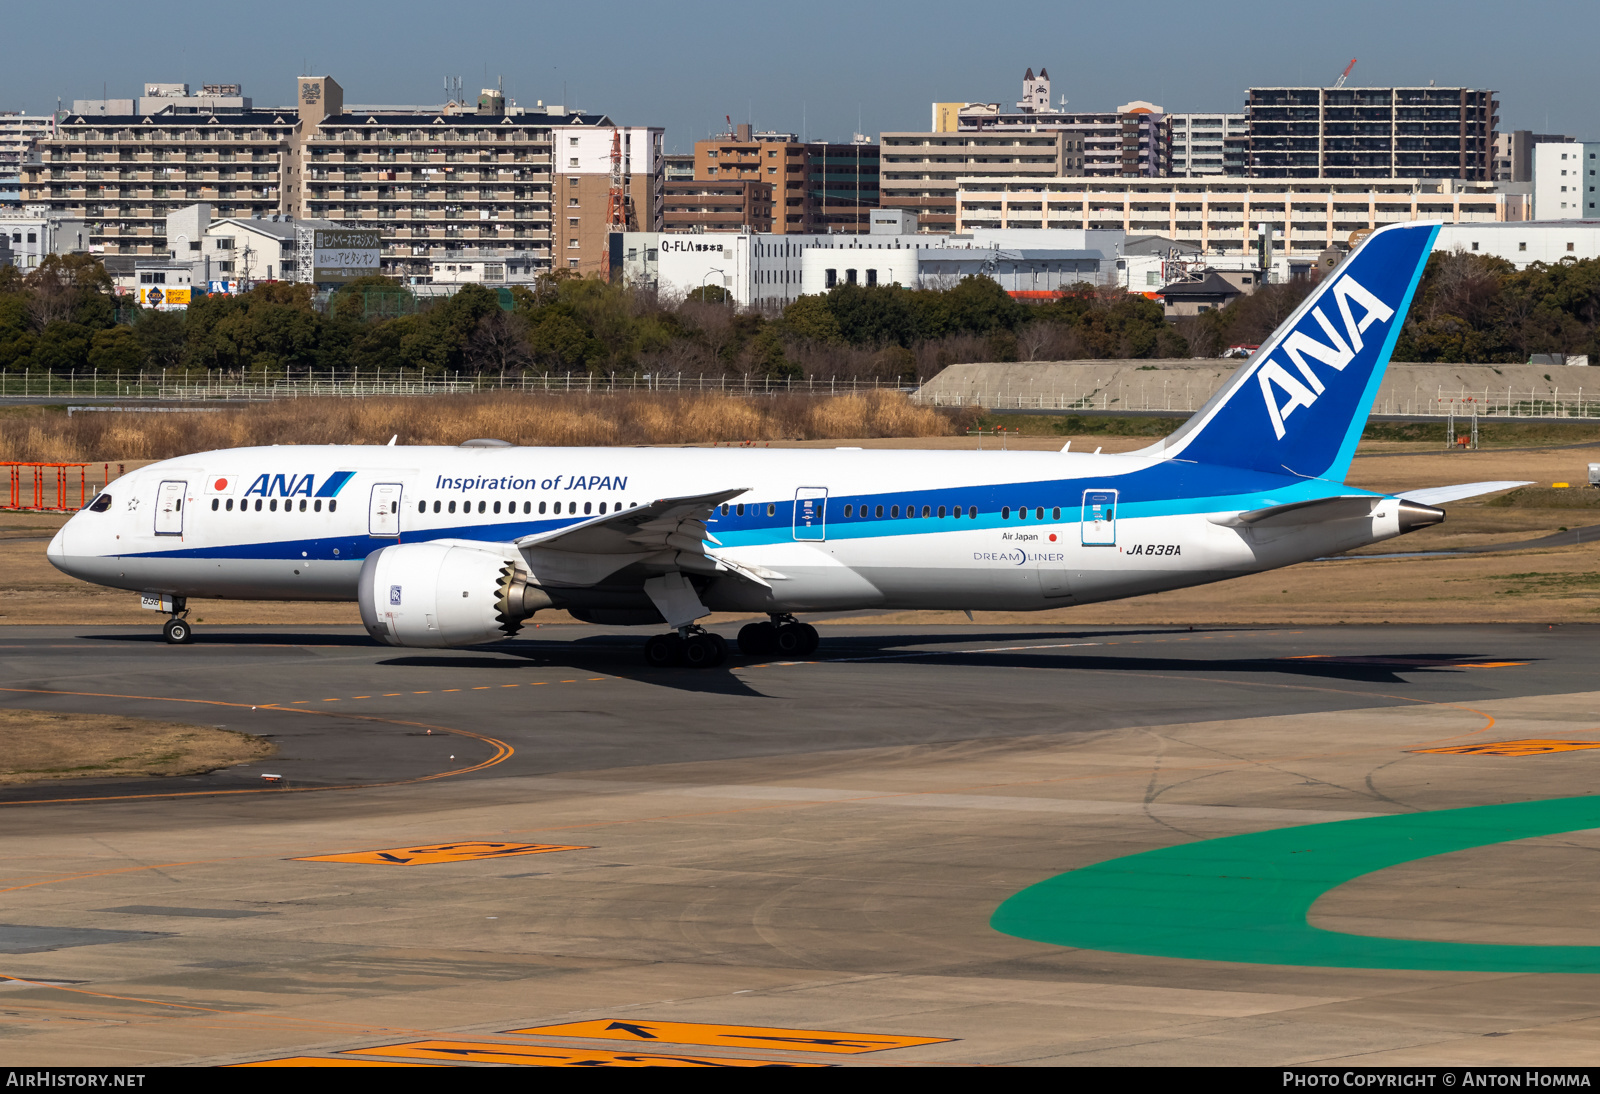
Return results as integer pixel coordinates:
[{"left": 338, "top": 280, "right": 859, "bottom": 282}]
[{"left": 1332, "top": 59, "right": 1357, "bottom": 89}]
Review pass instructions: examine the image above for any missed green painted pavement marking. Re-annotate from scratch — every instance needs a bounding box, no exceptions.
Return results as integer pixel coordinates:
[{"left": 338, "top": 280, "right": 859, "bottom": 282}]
[{"left": 992, "top": 794, "right": 1600, "bottom": 972}]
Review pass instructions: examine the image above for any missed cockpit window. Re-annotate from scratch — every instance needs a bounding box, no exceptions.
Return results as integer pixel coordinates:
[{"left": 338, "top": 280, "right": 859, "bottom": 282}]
[{"left": 87, "top": 493, "right": 113, "bottom": 513}]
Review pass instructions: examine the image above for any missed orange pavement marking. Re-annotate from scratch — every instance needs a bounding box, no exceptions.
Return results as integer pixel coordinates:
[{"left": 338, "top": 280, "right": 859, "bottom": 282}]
[
  {"left": 233, "top": 1057, "right": 435, "bottom": 1067},
  {"left": 1409, "top": 739, "right": 1600, "bottom": 757},
  {"left": 510, "top": 1019, "right": 953, "bottom": 1054},
  {"left": 346, "top": 1040, "right": 823, "bottom": 1068},
  {"left": 296, "top": 841, "right": 589, "bottom": 866}
]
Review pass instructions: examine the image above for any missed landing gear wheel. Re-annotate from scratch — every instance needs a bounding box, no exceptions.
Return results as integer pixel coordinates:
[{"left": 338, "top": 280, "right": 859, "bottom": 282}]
[
  {"left": 737, "top": 621, "right": 775, "bottom": 655},
  {"left": 163, "top": 617, "right": 193, "bottom": 645},
  {"left": 772, "top": 623, "right": 811, "bottom": 657},
  {"left": 682, "top": 633, "right": 721, "bottom": 668},
  {"left": 707, "top": 633, "right": 728, "bottom": 666},
  {"left": 643, "top": 633, "right": 682, "bottom": 667},
  {"left": 796, "top": 623, "right": 819, "bottom": 656}
]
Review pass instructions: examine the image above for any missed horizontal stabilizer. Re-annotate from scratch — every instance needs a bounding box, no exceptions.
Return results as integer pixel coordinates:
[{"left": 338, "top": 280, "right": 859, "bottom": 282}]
[
  {"left": 515, "top": 487, "right": 748, "bottom": 555},
  {"left": 1398, "top": 481, "right": 1532, "bottom": 506},
  {"left": 1211, "top": 495, "right": 1380, "bottom": 528}
]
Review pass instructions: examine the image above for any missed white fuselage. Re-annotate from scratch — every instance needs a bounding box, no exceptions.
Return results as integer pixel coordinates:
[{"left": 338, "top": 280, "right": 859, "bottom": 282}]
[{"left": 47, "top": 443, "right": 1405, "bottom": 618}]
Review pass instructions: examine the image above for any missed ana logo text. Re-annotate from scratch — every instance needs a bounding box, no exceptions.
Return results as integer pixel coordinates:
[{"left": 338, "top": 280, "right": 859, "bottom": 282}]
[
  {"left": 242, "top": 471, "right": 355, "bottom": 499},
  {"left": 1257, "top": 274, "right": 1395, "bottom": 440}
]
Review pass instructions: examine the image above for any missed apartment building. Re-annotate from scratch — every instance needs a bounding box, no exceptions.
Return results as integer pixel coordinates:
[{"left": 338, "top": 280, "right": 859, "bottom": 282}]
[
  {"left": 0, "top": 112, "right": 53, "bottom": 206},
  {"left": 1532, "top": 142, "right": 1599, "bottom": 219},
  {"left": 1169, "top": 113, "right": 1247, "bottom": 176},
  {"left": 550, "top": 122, "right": 665, "bottom": 275},
  {"left": 955, "top": 175, "right": 1522, "bottom": 257},
  {"left": 691, "top": 125, "right": 879, "bottom": 234},
  {"left": 662, "top": 180, "right": 774, "bottom": 233},
  {"left": 935, "top": 70, "right": 1163, "bottom": 178},
  {"left": 879, "top": 130, "right": 1078, "bottom": 233},
  {"left": 1246, "top": 86, "right": 1498, "bottom": 179},
  {"left": 0, "top": 206, "right": 89, "bottom": 270},
  {"left": 25, "top": 74, "right": 661, "bottom": 280},
  {"left": 1495, "top": 130, "right": 1572, "bottom": 183}
]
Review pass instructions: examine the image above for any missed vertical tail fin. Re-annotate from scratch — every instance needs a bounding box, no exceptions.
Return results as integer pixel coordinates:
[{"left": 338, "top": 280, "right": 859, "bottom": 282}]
[{"left": 1150, "top": 221, "right": 1438, "bottom": 483}]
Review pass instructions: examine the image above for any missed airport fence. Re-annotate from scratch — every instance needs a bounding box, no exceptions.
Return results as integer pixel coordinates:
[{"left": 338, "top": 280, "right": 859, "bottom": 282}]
[
  {"left": 0, "top": 369, "right": 910, "bottom": 402},
  {"left": 2, "top": 463, "right": 125, "bottom": 512}
]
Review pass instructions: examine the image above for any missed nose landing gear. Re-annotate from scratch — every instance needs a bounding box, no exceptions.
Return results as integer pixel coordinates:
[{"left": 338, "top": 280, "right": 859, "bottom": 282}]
[{"left": 162, "top": 612, "right": 194, "bottom": 645}]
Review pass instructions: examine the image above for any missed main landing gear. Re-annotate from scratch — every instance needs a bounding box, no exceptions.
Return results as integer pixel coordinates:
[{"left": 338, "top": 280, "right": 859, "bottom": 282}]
[
  {"left": 643, "top": 627, "right": 727, "bottom": 669},
  {"left": 736, "top": 615, "right": 819, "bottom": 658}
]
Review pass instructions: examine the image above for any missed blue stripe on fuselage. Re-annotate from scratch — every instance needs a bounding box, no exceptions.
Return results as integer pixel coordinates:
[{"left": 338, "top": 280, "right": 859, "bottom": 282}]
[{"left": 121, "top": 459, "right": 1378, "bottom": 562}]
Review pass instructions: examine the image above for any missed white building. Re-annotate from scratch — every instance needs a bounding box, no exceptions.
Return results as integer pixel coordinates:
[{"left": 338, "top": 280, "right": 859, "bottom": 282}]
[
  {"left": 0, "top": 205, "right": 89, "bottom": 269},
  {"left": 0, "top": 112, "right": 52, "bottom": 206},
  {"left": 1434, "top": 220, "right": 1600, "bottom": 268},
  {"left": 956, "top": 175, "right": 1525, "bottom": 255},
  {"left": 1169, "top": 113, "right": 1246, "bottom": 177},
  {"left": 1532, "top": 142, "right": 1598, "bottom": 220}
]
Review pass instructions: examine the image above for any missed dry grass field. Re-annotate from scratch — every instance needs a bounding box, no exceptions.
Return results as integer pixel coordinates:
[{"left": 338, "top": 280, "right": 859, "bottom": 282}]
[
  {"left": 0, "top": 708, "right": 273, "bottom": 784},
  {"left": 3, "top": 397, "right": 1599, "bottom": 629}
]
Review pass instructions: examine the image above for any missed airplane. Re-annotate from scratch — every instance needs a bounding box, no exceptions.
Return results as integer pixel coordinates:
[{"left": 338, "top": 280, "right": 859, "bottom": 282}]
[{"left": 46, "top": 221, "right": 1526, "bottom": 667}]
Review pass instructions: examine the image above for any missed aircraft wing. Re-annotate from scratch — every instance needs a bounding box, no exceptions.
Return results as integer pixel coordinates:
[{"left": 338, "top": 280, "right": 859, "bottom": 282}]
[
  {"left": 514, "top": 487, "right": 749, "bottom": 554},
  {"left": 1398, "top": 481, "right": 1532, "bottom": 506}
]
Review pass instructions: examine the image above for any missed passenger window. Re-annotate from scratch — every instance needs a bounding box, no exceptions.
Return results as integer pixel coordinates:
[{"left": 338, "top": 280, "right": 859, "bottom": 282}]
[
  {"left": 922, "top": 505, "right": 931, "bottom": 518},
  {"left": 523, "top": 501, "right": 531, "bottom": 514},
  {"left": 478, "top": 501, "right": 486, "bottom": 514},
  {"left": 721, "top": 504, "right": 729, "bottom": 515},
  {"left": 736, "top": 503, "right": 745, "bottom": 516},
  {"left": 1052, "top": 507, "right": 1061, "bottom": 520},
  {"left": 226, "top": 498, "right": 233, "bottom": 511},
  {"left": 569, "top": 501, "right": 577, "bottom": 515},
  {"left": 584, "top": 501, "right": 592, "bottom": 515},
  {"left": 211, "top": 498, "right": 218, "bottom": 511},
  {"left": 300, "top": 499, "right": 307, "bottom": 512},
  {"left": 538, "top": 501, "right": 546, "bottom": 514},
  {"left": 329, "top": 500, "right": 336, "bottom": 513},
  {"left": 1017, "top": 507, "right": 1027, "bottom": 520},
  {"left": 255, "top": 499, "right": 263, "bottom": 511},
  {"left": 448, "top": 501, "right": 457, "bottom": 513},
  {"left": 599, "top": 501, "right": 607, "bottom": 514},
  {"left": 1001, "top": 506, "right": 1010, "bottom": 519},
  {"left": 938, "top": 505, "right": 946, "bottom": 518},
  {"left": 843, "top": 504, "right": 853, "bottom": 517},
  {"left": 315, "top": 500, "right": 322, "bottom": 512},
  {"left": 891, "top": 505, "right": 900, "bottom": 518},
  {"left": 433, "top": 500, "right": 441, "bottom": 513},
  {"left": 950, "top": 505, "right": 959, "bottom": 519},
  {"left": 270, "top": 499, "right": 278, "bottom": 512},
  {"left": 1036, "top": 507, "right": 1044, "bottom": 520},
  {"left": 418, "top": 501, "right": 426, "bottom": 513},
  {"left": 767, "top": 503, "right": 775, "bottom": 516},
  {"left": 875, "top": 505, "right": 883, "bottom": 518},
  {"left": 493, "top": 501, "right": 501, "bottom": 515},
  {"left": 968, "top": 506, "right": 976, "bottom": 518}
]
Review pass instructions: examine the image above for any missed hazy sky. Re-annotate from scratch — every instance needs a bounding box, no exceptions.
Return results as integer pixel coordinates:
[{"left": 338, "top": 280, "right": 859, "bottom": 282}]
[{"left": 6, "top": 0, "right": 1596, "bottom": 148}]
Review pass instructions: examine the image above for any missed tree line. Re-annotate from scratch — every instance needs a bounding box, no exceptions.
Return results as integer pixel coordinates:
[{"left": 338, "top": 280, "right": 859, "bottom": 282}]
[{"left": 7, "top": 249, "right": 1593, "bottom": 380}]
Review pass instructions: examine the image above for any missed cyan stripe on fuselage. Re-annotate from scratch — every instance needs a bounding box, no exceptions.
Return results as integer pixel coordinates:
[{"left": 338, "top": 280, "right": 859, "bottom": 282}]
[{"left": 124, "top": 457, "right": 1374, "bottom": 562}]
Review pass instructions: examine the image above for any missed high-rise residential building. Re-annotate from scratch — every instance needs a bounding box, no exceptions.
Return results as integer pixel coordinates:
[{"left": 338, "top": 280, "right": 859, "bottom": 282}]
[
  {"left": 1495, "top": 130, "right": 1573, "bottom": 183},
  {"left": 1169, "top": 113, "right": 1248, "bottom": 176},
  {"left": 0, "top": 112, "right": 54, "bottom": 206},
  {"left": 935, "top": 69, "right": 1166, "bottom": 177},
  {"left": 24, "top": 74, "right": 661, "bottom": 280},
  {"left": 878, "top": 130, "right": 1078, "bottom": 233},
  {"left": 661, "top": 179, "right": 774, "bottom": 233},
  {"left": 690, "top": 124, "right": 879, "bottom": 234},
  {"left": 1533, "top": 142, "right": 1599, "bottom": 219},
  {"left": 1245, "top": 86, "right": 1498, "bottom": 179}
]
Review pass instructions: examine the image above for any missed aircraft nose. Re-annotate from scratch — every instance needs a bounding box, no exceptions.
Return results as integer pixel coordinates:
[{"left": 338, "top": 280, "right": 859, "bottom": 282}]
[{"left": 46, "top": 523, "right": 72, "bottom": 575}]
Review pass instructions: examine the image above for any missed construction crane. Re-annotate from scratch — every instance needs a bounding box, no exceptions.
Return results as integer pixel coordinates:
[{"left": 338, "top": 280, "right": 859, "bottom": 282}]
[
  {"left": 603, "top": 128, "right": 627, "bottom": 282},
  {"left": 1332, "top": 59, "right": 1357, "bottom": 89}
]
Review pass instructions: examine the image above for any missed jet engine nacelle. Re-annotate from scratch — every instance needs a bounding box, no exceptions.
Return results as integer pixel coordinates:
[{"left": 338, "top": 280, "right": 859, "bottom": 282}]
[{"left": 357, "top": 542, "right": 550, "bottom": 648}]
